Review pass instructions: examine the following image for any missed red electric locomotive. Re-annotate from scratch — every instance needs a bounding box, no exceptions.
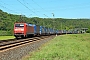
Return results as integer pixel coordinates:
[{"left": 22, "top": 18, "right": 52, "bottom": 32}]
[
  {"left": 14, "top": 22, "right": 40, "bottom": 38},
  {"left": 14, "top": 23, "right": 34, "bottom": 38}
]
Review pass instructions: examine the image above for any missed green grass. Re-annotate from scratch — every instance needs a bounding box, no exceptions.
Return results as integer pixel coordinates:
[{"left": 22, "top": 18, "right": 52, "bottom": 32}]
[
  {"left": 0, "top": 36, "right": 15, "bottom": 40},
  {"left": 22, "top": 33, "right": 90, "bottom": 60}
]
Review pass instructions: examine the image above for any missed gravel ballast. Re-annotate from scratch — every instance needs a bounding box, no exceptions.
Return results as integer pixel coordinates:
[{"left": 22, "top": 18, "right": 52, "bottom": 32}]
[{"left": 0, "top": 36, "right": 55, "bottom": 60}]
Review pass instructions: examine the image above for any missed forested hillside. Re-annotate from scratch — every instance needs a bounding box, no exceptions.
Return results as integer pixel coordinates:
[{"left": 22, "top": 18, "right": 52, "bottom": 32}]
[{"left": 0, "top": 9, "right": 90, "bottom": 35}]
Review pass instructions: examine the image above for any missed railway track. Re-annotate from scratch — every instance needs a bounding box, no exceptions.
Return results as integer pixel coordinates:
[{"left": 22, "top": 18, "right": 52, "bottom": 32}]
[
  {"left": 0, "top": 35, "right": 55, "bottom": 60},
  {"left": 0, "top": 36, "right": 51, "bottom": 51}
]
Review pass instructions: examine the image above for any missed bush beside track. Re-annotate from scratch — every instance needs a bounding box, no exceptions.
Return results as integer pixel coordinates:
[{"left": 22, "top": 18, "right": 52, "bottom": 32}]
[
  {"left": 22, "top": 34, "right": 90, "bottom": 60},
  {"left": 0, "top": 31, "right": 12, "bottom": 36}
]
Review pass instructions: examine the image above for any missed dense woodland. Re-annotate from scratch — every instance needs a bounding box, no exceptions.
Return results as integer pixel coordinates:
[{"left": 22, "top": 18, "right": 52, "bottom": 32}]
[{"left": 0, "top": 9, "right": 90, "bottom": 35}]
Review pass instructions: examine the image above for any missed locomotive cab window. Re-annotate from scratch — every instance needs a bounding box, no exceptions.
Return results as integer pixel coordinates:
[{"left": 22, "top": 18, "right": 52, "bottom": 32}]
[{"left": 15, "top": 24, "right": 24, "bottom": 27}]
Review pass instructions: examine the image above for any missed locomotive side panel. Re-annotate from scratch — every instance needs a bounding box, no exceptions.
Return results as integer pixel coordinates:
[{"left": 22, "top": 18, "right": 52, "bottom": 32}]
[{"left": 26, "top": 26, "right": 34, "bottom": 34}]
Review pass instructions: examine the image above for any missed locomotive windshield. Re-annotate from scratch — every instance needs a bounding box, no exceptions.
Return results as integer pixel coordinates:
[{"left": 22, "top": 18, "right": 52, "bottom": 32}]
[{"left": 15, "top": 24, "right": 24, "bottom": 27}]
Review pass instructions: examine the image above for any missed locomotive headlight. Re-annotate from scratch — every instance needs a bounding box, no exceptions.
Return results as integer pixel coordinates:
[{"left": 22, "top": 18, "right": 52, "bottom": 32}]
[
  {"left": 21, "top": 29, "right": 24, "bottom": 31},
  {"left": 15, "top": 29, "right": 18, "bottom": 31}
]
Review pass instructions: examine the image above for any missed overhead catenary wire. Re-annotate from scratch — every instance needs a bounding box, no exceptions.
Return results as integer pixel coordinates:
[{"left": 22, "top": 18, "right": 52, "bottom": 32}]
[
  {"left": 22, "top": 0, "right": 38, "bottom": 12},
  {"left": 0, "top": 0, "right": 56, "bottom": 29},
  {"left": 31, "top": 0, "right": 51, "bottom": 18},
  {"left": 17, "top": 0, "right": 39, "bottom": 16},
  {"left": 22, "top": 0, "right": 50, "bottom": 18},
  {"left": 22, "top": 0, "right": 40, "bottom": 17},
  {"left": 31, "top": 0, "right": 49, "bottom": 13},
  {"left": 0, "top": 0, "right": 90, "bottom": 17},
  {"left": 0, "top": 2, "right": 18, "bottom": 14},
  {"left": 31, "top": 0, "right": 56, "bottom": 29}
]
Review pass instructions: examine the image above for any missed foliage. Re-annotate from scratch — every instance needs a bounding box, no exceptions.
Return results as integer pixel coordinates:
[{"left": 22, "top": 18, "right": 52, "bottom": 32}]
[
  {"left": 86, "top": 27, "right": 90, "bottom": 33},
  {"left": 0, "top": 9, "right": 90, "bottom": 35},
  {"left": 0, "top": 30, "right": 12, "bottom": 36}
]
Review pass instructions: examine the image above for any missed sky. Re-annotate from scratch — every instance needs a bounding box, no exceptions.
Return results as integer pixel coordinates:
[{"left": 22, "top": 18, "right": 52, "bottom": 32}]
[{"left": 0, "top": 0, "right": 90, "bottom": 18}]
